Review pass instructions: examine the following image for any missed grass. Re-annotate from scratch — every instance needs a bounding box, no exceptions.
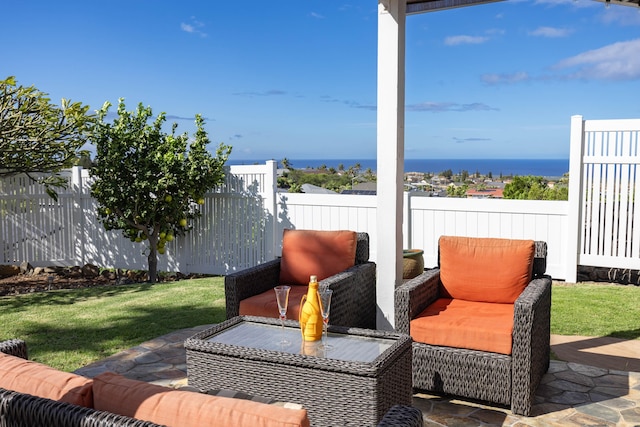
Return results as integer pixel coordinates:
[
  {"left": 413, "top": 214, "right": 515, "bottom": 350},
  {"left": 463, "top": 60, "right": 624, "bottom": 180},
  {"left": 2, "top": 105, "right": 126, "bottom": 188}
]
[
  {"left": 551, "top": 282, "right": 640, "bottom": 340},
  {"left": 0, "top": 277, "right": 226, "bottom": 372},
  {"left": 0, "top": 278, "right": 638, "bottom": 372}
]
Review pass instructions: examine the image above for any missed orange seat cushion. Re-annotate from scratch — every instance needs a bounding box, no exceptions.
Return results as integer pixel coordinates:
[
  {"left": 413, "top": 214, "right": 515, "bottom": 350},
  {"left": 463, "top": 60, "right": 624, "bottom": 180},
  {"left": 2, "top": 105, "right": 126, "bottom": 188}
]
[
  {"left": 0, "top": 352, "right": 93, "bottom": 407},
  {"left": 439, "top": 236, "right": 534, "bottom": 303},
  {"left": 93, "top": 372, "right": 310, "bottom": 427},
  {"left": 410, "top": 298, "right": 515, "bottom": 355},
  {"left": 239, "top": 285, "right": 308, "bottom": 320},
  {"left": 279, "top": 229, "right": 357, "bottom": 285}
]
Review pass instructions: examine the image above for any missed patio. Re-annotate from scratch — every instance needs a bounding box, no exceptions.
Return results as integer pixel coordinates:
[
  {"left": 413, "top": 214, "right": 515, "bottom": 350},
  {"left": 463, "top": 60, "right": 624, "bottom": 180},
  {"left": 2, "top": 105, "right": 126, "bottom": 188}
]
[{"left": 74, "top": 326, "right": 640, "bottom": 427}]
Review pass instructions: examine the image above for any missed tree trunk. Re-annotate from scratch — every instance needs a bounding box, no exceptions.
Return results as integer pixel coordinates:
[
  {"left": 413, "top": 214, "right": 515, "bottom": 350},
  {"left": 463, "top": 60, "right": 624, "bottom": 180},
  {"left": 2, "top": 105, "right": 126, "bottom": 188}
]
[{"left": 147, "top": 247, "right": 158, "bottom": 283}]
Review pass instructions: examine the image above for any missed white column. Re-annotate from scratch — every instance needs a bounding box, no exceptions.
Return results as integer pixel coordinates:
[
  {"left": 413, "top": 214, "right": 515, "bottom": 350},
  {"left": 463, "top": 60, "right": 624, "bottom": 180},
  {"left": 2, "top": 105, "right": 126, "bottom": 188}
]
[
  {"left": 566, "top": 115, "right": 584, "bottom": 283},
  {"left": 377, "top": 0, "right": 406, "bottom": 329}
]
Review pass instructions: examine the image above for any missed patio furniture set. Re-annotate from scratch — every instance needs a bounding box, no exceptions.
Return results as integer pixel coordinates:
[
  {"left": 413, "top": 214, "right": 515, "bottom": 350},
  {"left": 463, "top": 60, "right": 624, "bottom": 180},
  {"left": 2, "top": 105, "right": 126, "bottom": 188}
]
[
  {"left": 227, "top": 230, "right": 551, "bottom": 419},
  {"left": 0, "top": 229, "right": 551, "bottom": 426}
]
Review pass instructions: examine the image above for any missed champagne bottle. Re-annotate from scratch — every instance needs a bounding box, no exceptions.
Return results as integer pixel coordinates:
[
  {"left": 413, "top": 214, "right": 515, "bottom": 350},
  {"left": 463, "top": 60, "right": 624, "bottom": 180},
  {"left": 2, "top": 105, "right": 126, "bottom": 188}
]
[{"left": 299, "top": 275, "right": 323, "bottom": 341}]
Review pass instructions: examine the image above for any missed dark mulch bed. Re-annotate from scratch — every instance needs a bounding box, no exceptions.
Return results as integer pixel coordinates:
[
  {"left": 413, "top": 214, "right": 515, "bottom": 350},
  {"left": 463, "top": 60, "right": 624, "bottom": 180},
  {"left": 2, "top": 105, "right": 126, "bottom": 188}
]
[{"left": 0, "top": 266, "right": 209, "bottom": 296}]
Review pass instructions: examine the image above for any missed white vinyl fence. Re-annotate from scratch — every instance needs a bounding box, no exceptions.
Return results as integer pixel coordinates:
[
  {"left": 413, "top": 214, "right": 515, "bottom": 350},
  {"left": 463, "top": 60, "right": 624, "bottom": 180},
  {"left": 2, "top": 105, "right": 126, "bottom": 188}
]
[
  {"left": 570, "top": 116, "right": 640, "bottom": 272},
  {"left": 2, "top": 116, "right": 640, "bottom": 281}
]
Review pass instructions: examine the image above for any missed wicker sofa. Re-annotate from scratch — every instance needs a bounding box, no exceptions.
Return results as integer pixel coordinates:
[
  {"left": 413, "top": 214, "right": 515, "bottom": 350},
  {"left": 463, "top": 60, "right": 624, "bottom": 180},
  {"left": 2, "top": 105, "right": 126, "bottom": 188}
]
[
  {"left": 225, "top": 230, "right": 377, "bottom": 329},
  {"left": 395, "top": 237, "right": 552, "bottom": 416},
  {"left": 0, "top": 339, "right": 422, "bottom": 427}
]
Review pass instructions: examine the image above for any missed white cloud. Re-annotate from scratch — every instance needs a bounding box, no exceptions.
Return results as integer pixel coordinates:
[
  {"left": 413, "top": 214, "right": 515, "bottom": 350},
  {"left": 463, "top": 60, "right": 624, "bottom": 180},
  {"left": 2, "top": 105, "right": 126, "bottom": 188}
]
[
  {"left": 310, "top": 12, "right": 325, "bottom": 19},
  {"left": 406, "top": 102, "right": 499, "bottom": 112},
  {"left": 555, "top": 38, "right": 640, "bottom": 80},
  {"left": 529, "top": 26, "right": 573, "bottom": 37},
  {"left": 180, "top": 17, "right": 207, "bottom": 37},
  {"left": 600, "top": 8, "right": 640, "bottom": 26},
  {"left": 444, "top": 35, "right": 489, "bottom": 46},
  {"left": 534, "top": 0, "right": 598, "bottom": 8},
  {"left": 481, "top": 71, "right": 530, "bottom": 85}
]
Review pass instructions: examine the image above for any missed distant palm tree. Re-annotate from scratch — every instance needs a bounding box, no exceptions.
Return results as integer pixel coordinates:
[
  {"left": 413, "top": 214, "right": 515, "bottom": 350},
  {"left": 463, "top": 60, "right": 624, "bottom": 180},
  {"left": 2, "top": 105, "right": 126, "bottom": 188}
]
[{"left": 281, "top": 158, "right": 293, "bottom": 170}]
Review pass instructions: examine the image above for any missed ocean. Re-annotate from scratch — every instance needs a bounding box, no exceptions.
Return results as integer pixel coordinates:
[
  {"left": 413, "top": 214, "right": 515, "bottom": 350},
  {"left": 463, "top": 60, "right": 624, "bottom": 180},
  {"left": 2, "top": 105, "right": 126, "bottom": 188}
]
[{"left": 228, "top": 158, "right": 570, "bottom": 178}]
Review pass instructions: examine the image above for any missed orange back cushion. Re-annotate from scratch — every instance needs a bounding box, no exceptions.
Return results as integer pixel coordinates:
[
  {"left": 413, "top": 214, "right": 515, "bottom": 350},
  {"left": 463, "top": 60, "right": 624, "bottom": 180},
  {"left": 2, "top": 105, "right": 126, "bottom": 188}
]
[
  {"left": 0, "top": 352, "right": 93, "bottom": 407},
  {"left": 439, "top": 236, "right": 534, "bottom": 303},
  {"left": 279, "top": 229, "right": 357, "bottom": 285},
  {"left": 93, "top": 372, "right": 309, "bottom": 427}
]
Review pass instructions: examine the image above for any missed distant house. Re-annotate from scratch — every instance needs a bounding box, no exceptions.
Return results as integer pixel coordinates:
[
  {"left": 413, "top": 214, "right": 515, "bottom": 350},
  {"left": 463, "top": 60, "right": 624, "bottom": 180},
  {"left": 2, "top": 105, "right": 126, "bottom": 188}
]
[
  {"left": 301, "top": 184, "right": 338, "bottom": 194},
  {"left": 466, "top": 188, "right": 504, "bottom": 199},
  {"left": 342, "top": 181, "right": 377, "bottom": 195}
]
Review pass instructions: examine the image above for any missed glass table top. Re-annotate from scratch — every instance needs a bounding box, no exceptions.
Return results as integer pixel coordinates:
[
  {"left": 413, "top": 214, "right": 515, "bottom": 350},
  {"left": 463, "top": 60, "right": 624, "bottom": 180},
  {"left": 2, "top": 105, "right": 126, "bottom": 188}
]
[{"left": 206, "top": 321, "right": 395, "bottom": 363}]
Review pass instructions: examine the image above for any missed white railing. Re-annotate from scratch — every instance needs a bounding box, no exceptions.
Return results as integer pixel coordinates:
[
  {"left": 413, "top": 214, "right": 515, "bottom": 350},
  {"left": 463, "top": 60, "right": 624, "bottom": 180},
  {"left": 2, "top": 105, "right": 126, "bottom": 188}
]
[
  {"left": 571, "top": 117, "right": 640, "bottom": 272},
  {"left": 2, "top": 116, "right": 640, "bottom": 282}
]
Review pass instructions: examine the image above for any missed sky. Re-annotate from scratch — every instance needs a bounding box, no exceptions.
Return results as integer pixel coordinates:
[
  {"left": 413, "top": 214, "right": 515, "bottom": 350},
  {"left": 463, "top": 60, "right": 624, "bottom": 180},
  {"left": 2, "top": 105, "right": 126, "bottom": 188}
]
[{"left": 3, "top": 1, "right": 640, "bottom": 162}]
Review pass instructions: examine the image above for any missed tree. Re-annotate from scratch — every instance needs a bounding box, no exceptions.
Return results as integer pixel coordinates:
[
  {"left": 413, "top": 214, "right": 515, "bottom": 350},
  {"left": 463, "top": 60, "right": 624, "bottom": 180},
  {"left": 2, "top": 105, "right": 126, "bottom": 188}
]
[
  {"left": 440, "top": 169, "right": 453, "bottom": 180},
  {"left": 281, "top": 158, "right": 292, "bottom": 170},
  {"left": 90, "top": 99, "right": 231, "bottom": 283},
  {"left": 0, "top": 76, "right": 94, "bottom": 199},
  {"left": 447, "top": 184, "right": 468, "bottom": 198}
]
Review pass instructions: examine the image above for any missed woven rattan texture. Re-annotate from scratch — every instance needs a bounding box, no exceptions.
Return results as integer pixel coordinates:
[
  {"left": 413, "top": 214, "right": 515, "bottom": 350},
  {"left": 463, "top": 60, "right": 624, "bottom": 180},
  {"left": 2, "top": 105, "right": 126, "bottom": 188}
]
[
  {"left": 0, "top": 339, "right": 27, "bottom": 360},
  {"left": 225, "top": 232, "right": 376, "bottom": 329},
  {"left": 377, "top": 404, "right": 423, "bottom": 427},
  {"left": 186, "top": 316, "right": 413, "bottom": 427},
  {"left": 0, "top": 388, "right": 163, "bottom": 427},
  {"left": 395, "top": 240, "right": 552, "bottom": 416}
]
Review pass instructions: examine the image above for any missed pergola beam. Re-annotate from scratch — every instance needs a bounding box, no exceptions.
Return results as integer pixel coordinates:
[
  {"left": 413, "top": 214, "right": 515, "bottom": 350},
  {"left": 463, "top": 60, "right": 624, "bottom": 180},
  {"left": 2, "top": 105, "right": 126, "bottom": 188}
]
[{"left": 407, "top": 0, "right": 503, "bottom": 14}]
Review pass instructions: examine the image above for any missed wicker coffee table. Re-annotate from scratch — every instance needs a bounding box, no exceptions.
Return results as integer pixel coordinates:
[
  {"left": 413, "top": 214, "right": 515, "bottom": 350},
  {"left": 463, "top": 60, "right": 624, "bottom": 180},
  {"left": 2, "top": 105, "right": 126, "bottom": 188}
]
[{"left": 185, "top": 316, "right": 412, "bottom": 427}]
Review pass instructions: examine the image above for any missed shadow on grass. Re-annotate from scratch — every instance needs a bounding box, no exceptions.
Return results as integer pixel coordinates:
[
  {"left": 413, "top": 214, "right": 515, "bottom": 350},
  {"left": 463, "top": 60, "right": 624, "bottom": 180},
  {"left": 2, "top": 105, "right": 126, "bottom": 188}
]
[
  {"left": 18, "top": 303, "right": 226, "bottom": 371},
  {"left": 608, "top": 327, "right": 640, "bottom": 341},
  {"left": 0, "top": 283, "right": 158, "bottom": 310},
  {"left": 0, "top": 281, "right": 227, "bottom": 371}
]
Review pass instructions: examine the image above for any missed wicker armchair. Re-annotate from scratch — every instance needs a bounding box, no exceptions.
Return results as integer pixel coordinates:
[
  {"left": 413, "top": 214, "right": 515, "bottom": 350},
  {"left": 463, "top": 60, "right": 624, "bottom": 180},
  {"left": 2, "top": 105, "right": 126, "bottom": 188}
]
[
  {"left": 225, "top": 231, "right": 376, "bottom": 329},
  {"left": 395, "top": 237, "right": 551, "bottom": 416}
]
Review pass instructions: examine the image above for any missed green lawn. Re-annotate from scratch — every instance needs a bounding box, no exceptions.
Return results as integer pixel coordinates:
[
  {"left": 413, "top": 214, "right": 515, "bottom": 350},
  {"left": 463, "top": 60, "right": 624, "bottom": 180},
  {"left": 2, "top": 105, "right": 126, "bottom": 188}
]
[
  {"left": 0, "top": 277, "right": 226, "bottom": 372},
  {"left": 0, "top": 278, "right": 638, "bottom": 372},
  {"left": 551, "top": 282, "right": 640, "bottom": 340}
]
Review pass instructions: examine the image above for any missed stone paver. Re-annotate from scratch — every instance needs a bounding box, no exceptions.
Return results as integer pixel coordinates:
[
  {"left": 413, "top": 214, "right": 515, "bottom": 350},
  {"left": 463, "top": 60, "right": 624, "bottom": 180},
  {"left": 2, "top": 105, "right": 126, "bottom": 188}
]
[{"left": 74, "top": 327, "right": 640, "bottom": 426}]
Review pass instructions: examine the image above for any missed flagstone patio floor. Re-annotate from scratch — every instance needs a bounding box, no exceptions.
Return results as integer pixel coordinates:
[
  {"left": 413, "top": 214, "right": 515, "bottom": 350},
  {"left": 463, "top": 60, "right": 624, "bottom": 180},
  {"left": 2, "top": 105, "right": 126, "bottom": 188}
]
[{"left": 74, "top": 325, "right": 640, "bottom": 427}]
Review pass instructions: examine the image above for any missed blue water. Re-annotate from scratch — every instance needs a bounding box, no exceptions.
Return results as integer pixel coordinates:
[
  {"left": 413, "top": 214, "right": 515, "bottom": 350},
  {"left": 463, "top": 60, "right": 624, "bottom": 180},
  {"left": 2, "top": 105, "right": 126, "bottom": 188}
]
[{"left": 228, "top": 159, "right": 570, "bottom": 178}]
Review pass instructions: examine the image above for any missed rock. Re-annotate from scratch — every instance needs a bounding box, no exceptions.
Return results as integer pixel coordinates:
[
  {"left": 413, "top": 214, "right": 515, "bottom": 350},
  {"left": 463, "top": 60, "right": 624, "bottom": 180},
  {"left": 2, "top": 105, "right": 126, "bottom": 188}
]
[
  {"left": 0, "top": 265, "right": 21, "bottom": 278},
  {"left": 68, "top": 266, "right": 83, "bottom": 278},
  {"left": 101, "top": 270, "right": 116, "bottom": 280},
  {"left": 19, "top": 261, "right": 33, "bottom": 274},
  {"left": 82, "top": 263, "right": 100, "bottom": 278},
  {"left": 32, "top": 267, "right": 45, "bottom": 276}
]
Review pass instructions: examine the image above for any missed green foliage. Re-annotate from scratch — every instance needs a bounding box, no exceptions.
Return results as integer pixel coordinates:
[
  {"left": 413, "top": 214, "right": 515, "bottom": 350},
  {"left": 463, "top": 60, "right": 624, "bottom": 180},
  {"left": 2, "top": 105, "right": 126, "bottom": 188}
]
[
  {"left": 440, "top": 169, "right": 453, "bottom": 179},
  {"left": 446, "top": 184, "right": 468, "bottom": 198},
  {"left": 90, "top": 99, "right": 231, "bottom": 282},
  {"left": 278, "top": 162, "right": 371, "bottom": 193},
  {"left": 503, "top": 175, "right": 568, "bottom": 200},
  {"left": 0, "top": 76, "right": 94, "bottom": 199}
]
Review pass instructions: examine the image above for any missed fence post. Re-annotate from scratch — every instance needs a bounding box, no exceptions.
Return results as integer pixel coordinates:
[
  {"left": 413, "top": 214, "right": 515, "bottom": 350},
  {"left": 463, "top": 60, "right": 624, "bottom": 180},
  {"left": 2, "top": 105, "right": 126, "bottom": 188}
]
[
  {"left": 403, "top": 191, "right": 410, "bottom": 249},
  {"left": 71, "top": 166, "right": 85, "bottom": 266},
  {"left": 566, "top": 115, "right": 584, "bottom": 283},
  {"left": 263, "top": 160, "right": 278, "bottom": 260}
]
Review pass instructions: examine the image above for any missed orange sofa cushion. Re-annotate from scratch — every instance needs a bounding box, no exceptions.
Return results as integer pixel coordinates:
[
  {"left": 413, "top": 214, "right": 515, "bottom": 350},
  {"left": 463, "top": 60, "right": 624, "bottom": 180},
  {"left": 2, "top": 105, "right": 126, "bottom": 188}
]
[
  {"left": 240, "top": 285, "right": 307, "bottom": 320},
  {"left": 439, "top": 236, "right": 534, "bottom": 303},
  {"left": 0, "top": 352, "right": 93, "bottom": 407},
  {"left": 410, "top": 298, "right": 515, "bottom": 354},
  {"left": 93, "top": 372, "right": 310, "bottom": 427},
  {"left": 279, "top": 229, "right": 357, "bottom": 286}
]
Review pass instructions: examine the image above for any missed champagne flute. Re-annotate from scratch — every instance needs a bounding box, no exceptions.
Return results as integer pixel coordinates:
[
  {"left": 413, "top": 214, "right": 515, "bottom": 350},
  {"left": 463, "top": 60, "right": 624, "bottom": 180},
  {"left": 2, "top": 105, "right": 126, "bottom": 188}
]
[
  {"left": 274, "top": 285, "right": 291, "bottom": 346},
  {"left": 317, "top": 289, "right": 333, "bottom": 351}
]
